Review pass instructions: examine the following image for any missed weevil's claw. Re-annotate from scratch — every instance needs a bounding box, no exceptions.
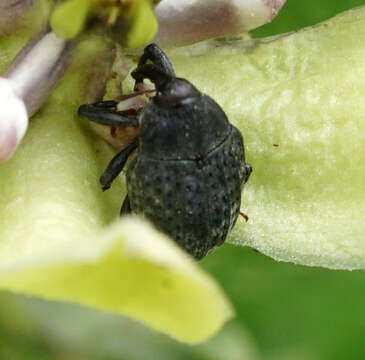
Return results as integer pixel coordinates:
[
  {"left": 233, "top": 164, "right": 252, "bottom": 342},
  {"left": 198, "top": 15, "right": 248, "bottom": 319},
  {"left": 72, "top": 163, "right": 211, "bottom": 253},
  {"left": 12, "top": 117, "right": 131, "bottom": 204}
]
[
  {"left": 100, "top": 174, "right": 111, "bottom": 191},
  {"left": 239, "top": 211, "right": 249, "bottom": 222}
]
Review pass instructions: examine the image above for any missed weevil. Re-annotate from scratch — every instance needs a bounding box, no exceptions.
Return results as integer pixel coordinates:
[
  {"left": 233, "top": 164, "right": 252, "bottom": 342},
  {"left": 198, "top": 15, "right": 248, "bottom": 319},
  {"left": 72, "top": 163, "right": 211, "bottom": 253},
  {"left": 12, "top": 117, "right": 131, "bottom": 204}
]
[{"left": 78, "top": 44, "right": 252, "bottom": 259}]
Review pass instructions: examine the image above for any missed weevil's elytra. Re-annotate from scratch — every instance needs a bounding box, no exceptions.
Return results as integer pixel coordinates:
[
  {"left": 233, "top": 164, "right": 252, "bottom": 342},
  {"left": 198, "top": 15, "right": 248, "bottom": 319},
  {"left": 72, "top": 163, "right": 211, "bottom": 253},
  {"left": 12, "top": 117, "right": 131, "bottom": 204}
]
[{"left": 78, "top": 44, "right": 252, "bottom": 260}]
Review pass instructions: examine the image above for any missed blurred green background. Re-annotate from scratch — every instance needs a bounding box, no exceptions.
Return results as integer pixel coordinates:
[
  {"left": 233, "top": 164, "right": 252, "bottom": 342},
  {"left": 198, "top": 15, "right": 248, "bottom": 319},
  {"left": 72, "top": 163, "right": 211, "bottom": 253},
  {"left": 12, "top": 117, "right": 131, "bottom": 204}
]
[
  {"left": 251, "top": 0, "right": 365, "bottom": 37},
  {"left": 2, "top": 0, "right": 365, "bottom": 359}
]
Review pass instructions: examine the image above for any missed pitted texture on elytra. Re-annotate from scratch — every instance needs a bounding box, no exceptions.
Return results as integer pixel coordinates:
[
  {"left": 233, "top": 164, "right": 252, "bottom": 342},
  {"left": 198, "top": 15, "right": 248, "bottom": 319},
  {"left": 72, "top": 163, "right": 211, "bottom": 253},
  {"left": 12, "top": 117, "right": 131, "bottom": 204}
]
[{"left": 126, "top": 124, "right": 247, "bottom": 259}]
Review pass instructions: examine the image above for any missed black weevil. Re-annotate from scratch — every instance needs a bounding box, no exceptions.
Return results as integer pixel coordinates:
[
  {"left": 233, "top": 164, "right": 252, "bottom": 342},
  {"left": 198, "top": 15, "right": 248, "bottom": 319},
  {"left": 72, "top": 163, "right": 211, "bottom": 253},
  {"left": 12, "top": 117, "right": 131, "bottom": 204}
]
[{"left": 78, "top": 44, "right": 252, "bottom": 259}]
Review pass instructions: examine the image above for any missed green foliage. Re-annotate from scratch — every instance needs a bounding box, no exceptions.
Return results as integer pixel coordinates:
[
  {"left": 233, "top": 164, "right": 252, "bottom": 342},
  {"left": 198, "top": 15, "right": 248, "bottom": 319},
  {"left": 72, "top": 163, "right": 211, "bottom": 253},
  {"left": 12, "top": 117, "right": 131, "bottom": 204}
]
[
  {"left": 203, "top": 245, "right": 365, "bottom": 360},
  {"left": 252, "top": 0, "right": 365, "bottom": 37}
]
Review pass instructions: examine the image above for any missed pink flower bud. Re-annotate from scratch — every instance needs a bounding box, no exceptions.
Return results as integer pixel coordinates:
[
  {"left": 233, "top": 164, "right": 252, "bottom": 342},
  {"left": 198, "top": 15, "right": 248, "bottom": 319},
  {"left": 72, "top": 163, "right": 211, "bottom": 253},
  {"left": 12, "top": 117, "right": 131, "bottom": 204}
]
[
  {"left": 0, "top": 78, "right": 28, "bottom": 161},
  {"left": 154, "top": 0, "right": 287, "bottom": 46}
]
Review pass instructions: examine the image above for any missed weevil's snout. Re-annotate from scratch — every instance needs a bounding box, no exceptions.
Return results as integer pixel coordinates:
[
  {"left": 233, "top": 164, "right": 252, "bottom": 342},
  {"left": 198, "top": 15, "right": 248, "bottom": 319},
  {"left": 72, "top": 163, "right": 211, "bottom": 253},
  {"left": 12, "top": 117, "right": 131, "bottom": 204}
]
[{"left": 155, "top": 78, "right": 200, "bottom": 107}]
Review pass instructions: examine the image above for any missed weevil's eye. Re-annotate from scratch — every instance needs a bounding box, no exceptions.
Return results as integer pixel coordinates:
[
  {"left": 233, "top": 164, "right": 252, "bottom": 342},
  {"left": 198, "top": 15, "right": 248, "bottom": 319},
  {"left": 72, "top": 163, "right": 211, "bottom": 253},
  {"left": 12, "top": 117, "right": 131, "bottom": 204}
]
[{"left": 155, "top": 78, "right": 200, "bottom": 107}]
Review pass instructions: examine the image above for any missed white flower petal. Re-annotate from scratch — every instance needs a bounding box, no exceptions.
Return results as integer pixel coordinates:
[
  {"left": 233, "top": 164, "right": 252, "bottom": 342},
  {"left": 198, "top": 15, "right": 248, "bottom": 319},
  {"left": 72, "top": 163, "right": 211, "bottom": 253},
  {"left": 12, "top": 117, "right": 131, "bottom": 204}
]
[{"left": 0, "top": 77, "right": 28, "bottom": 162}]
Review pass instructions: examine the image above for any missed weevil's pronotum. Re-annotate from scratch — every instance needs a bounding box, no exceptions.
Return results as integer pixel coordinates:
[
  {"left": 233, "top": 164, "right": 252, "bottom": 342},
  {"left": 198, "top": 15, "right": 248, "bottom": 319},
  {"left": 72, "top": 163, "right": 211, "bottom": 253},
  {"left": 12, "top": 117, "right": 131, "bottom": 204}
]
[{"left": 78, "top": 44, "right": 252, "bottom": 259}]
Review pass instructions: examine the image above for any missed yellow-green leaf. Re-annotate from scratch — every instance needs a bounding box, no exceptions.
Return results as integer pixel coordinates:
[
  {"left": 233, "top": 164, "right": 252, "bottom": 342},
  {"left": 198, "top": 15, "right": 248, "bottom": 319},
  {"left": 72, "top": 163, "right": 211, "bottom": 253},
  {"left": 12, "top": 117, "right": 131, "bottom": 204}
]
[
  {"left": 0, "top": 218, "right": 233, "bottom": 343},
  {"left": 167, "top": 6, "right": 365, "bottom": 270}
]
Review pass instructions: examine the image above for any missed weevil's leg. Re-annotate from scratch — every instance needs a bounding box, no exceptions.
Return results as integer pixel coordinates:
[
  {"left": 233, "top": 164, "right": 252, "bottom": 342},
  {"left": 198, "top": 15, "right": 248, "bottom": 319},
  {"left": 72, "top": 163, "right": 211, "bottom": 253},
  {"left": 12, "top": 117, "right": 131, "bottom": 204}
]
[
  {"left": 132, "top": 64, "right": 172, "bottom": 91},
  {"left": 93, "top": 100, "right": 118, "bottom": 108},
  {"left": 138, "top": 44, "right": 175, "bottom": 77},
  {"left": 120, "top": 194, "right": 131, "bottom": 215},
  {"left": 239, "top": 211, "right": 249, "bottom": 222},
  {"left": 100, "top": 140, "right": 138, "bottom": 191},
  {"left": 78, "top": 104, "right": 139, "bottom": 127}
]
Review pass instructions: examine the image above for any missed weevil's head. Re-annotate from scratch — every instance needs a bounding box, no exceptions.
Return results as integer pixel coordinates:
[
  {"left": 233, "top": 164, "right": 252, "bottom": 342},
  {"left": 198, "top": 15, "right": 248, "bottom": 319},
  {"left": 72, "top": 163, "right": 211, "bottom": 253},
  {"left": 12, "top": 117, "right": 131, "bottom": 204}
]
[
  {"left": 153, "top": 77, "right": 201, "bottom": 107},
  {"left": 132, "top": 64, "right": 201, "bottom": 107}
]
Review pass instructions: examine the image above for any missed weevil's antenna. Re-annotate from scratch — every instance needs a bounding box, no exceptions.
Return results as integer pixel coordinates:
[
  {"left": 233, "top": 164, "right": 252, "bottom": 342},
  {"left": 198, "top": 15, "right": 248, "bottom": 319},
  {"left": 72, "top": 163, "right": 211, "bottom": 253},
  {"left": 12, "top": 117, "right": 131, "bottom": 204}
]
[{"left": 138, "top": 44, "right": 176, "bottom": 77}]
